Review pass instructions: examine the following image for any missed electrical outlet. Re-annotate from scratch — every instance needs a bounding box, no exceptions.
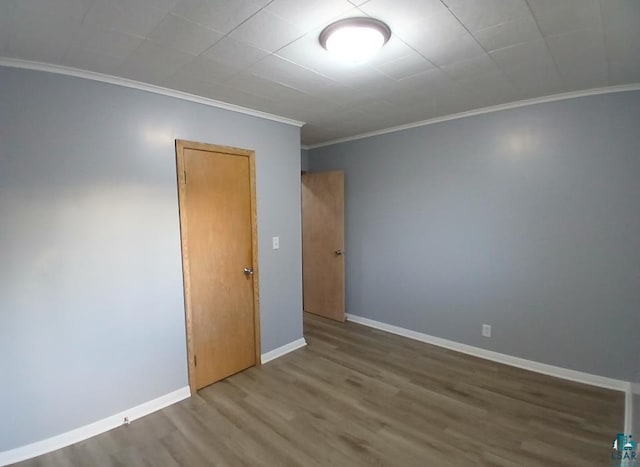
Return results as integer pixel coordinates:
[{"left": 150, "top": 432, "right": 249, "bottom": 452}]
[
  {"left": 272, "top": 236, "right": 279, "bottom": 250},
  {"left": 482, "top": 324, "right": 492, "bottom": 337}
]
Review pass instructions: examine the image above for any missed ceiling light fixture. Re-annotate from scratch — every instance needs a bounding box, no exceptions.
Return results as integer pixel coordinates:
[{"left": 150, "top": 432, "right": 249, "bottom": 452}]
[{"left": 319, "top": 17, "right": 391, "bottom": 64}]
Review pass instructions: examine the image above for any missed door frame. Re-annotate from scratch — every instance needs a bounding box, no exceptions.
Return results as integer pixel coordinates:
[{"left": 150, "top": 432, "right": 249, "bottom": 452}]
[{"left": 175, "top": 139, "right": 261, "bottom": 394}]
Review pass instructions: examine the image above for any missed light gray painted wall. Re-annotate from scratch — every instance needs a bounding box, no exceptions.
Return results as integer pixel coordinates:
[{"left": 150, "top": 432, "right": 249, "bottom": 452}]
[
  {"left": 309, "top": 91, "right": 640, "bottom": 382},
  {"left": 0, "top": 67, "right": 303, "bottom": 451},
  {"left": 301, "top": 148, "right": 309, "bottom": 172}
]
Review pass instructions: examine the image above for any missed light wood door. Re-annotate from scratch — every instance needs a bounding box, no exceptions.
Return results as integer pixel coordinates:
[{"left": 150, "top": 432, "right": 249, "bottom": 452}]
[
  {"left": 301, "top": 171, "right": 345, "bottom": 322},
  {"left": 176, "top": 140, "right": 260, "bottom": 392}
]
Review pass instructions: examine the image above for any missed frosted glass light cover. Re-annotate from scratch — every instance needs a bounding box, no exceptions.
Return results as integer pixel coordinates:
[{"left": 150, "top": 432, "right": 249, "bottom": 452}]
[
  {"left": 320, "top": 18, "right": 391, "bottom": 64},
  {"left": 325, "top": 26, "right": 386, "bottom": 63}
]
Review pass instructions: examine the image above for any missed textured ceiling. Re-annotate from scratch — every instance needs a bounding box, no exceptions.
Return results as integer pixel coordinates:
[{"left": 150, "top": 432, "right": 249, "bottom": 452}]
[{"left": 1, "top": 0, "right": 639, "bottom": 146}]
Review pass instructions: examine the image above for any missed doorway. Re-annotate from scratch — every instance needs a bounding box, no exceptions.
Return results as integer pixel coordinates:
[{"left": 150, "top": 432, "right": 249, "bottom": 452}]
[
  {"left": 301, "top": 171, "right": 345, "bottom": 322},
  {"left": 176, "top": 140, "right": 260, "bottom": 393}
]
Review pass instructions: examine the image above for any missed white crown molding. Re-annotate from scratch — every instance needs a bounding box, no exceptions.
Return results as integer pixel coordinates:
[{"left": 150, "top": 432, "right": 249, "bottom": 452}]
[
  {"left": 261, "top": 337, "right": 307, "bottom": 364},
  {"left": 0, "top": 386, "right": 191, "bottom": 466},
  {"left": 0, "top": 58, "right": 305, "bottom": 128},
  {"left": 346, "top": 313, "right": 630, "bottom": 393},
  {"left": 305, "top": 83, "right": 640, "bottom": 149}
]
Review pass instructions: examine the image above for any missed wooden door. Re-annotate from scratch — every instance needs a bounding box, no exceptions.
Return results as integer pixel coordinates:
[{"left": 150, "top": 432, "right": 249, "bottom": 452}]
[
  {"left": 176, "top": 140, "right": 260, "bottom": 392},
  {"left": 301, "top": 171, "right": 345, "bottom": 322}
]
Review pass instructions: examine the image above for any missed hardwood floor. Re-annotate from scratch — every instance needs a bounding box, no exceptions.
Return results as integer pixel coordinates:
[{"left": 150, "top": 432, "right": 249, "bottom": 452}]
[{"left": 15, "top": 313, "right": 624, "bottom": 466}]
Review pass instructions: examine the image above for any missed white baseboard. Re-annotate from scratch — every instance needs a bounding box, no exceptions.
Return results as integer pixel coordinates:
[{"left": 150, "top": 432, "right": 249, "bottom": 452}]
[
  {"left": 625, "top": 386, "right": 633, "bottom": 435},
  {"left": 261, "top": 337, "right": 307, "bottom": 364},
  {"left": 0, "top": 327, "right": 627, "bottom": 465},
  {"left": 346, "top": 314, "right": 630, "bottom": 392},
  {"left": 0, "top": 386, "right": 191, "bottom": 467},
  {"left": 347, "top": 314, "right": 633, "bottom": 431},
  {"left": 627, "top": 382, "right": 639, "bottom": 436},
  {"left": 0, "top": 338, "right": 309, "bottom": 466}
]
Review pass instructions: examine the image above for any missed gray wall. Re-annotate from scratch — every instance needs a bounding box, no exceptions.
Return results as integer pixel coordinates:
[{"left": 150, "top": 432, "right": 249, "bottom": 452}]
[
  {"left": 309, "top": 91, "right": 640, "bottom": 382},
  {"left": 0, "top": 66, "right": 303, "bottom": 451},
  {"left": 301, "top": 148, "right": 309, "bottom": 172}
]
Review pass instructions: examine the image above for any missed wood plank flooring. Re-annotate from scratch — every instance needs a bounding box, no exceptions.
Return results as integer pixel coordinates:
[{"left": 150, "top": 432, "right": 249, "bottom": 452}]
[{"left": 15, "top": 313, "right": 624, "bottom": 466}]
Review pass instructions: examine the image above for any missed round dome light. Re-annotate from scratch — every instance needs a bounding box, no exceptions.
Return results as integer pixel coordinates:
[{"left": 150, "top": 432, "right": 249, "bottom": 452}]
[{"left": 319, "top": 18, "right": 391, "bottom": 64}]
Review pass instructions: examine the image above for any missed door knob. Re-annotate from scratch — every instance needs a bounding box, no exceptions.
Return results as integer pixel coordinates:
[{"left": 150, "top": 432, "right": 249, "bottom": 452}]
[
  {"left": 243, "top": 267, "right": 254, "bottom": 275},
  {"left": 335, "top": 249, "right": 343, "bottom": 256}
]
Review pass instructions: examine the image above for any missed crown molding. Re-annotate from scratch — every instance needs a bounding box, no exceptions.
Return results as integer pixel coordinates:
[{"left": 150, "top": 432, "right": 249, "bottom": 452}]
[
  {"left": 4, "top": 59, "right": 638, "bottom": 149},
  {"left": 304, "top": 83, "right": 640, "bottom": 149},
  {"left": 0, "top": 58, "right": 305, "bottom": 128}
]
